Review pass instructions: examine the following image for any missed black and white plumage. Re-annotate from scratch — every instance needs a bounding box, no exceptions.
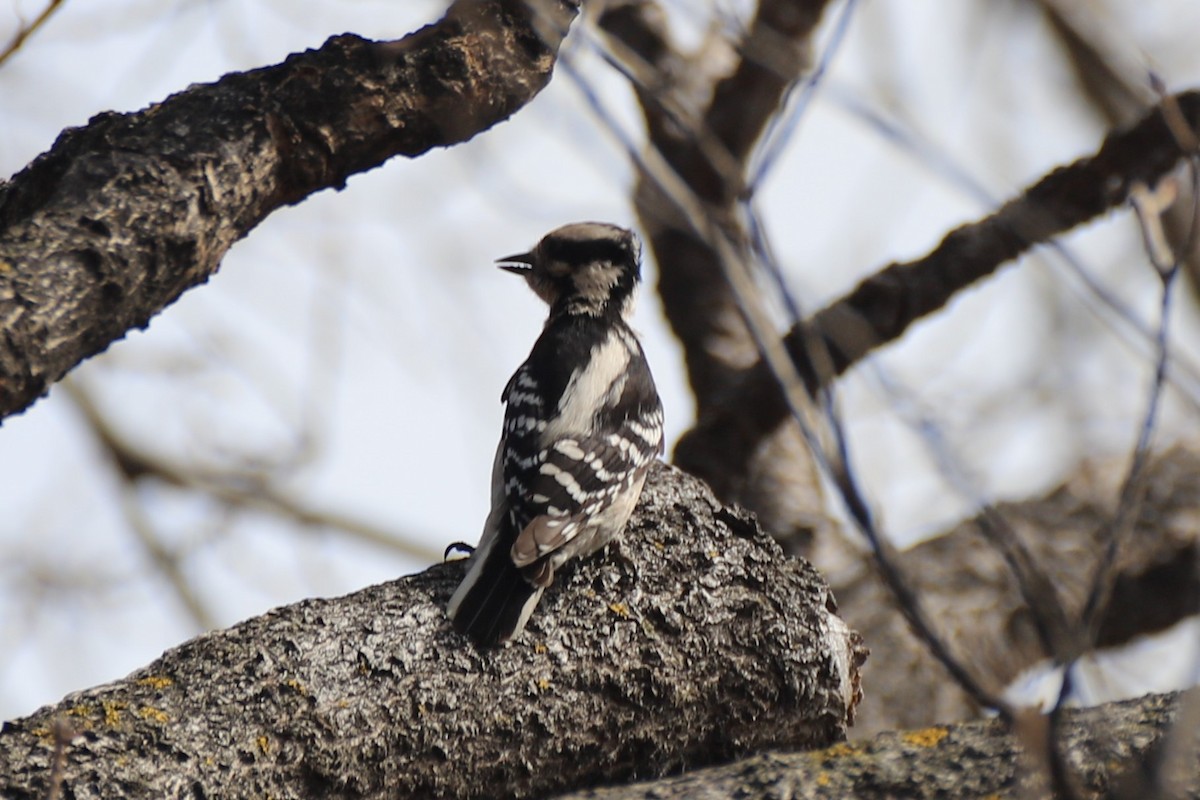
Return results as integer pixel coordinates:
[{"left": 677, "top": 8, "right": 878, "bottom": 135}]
[{"left": 447, "top": 222, "right": 664, "bottom": 646}]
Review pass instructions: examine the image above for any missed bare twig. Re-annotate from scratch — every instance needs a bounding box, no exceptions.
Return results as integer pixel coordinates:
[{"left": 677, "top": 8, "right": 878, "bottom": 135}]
[
  {"left": 826, "top": 83, "right": 1200, "bottom": 411},
  {"left": 0, "top": 0, "right": 65, "bottom": 69},
  {"left": 1076, "top": 196, "right": 1190, "bottom": 659},
  {"left": 1078, "top": 97, "right": 1200, "bottom": 665},
  {"left": 62, "top": 380, "right": 440, "bottom": 567},
  {"left": 43, "top": 718, "right": 75, "bottom": 800},
  {"left": 64, "top": 380, "right": 216, "bottom": 630}
]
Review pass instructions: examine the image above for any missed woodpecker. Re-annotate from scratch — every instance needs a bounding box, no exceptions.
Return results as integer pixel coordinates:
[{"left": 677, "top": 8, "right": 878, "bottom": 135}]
[{"left": 447, "top": 222, "right": 664, "bottom": 646}]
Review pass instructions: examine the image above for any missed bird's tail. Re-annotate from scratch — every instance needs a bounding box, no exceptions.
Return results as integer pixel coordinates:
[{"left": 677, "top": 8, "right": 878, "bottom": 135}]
[{"left": 447, "top": 536, "right": 544, "bottom": 647}]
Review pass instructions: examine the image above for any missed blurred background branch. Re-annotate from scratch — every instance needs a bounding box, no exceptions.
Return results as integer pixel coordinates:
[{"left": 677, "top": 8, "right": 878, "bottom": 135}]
[{"left": 0, "top": 0, "right": 64, "bottom": 67}]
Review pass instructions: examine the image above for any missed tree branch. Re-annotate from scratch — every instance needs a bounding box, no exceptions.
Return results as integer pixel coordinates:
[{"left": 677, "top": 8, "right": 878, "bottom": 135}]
[
  {"left": 558, "top": 691, "right": 1197, "bottom": 799},
  {"left": 0, "top": 0, "right": 67, "bottom": 68},
  {"left": 0, "top": 463, "right": 866, "bottom": 800},
  {"left": 841, "top": 445, "right": 1200, "bottom": 735},
  {"left": 675, "top": 90, "right": 1200, "bottom": 500},
  {"left": 0, "top": 0, "right": 579, "bottom": 421},
  {"left": 600, "top": 0, "right": 836, "bottom": 550},
  {"left": 601, "top": 0, "right": 832, "bottom": 405}
]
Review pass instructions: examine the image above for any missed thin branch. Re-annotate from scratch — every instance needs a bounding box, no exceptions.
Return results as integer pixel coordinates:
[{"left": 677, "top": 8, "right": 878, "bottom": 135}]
[
  {"left": 116, "top": 482, "right": 218, "bottom": 631},
  {"left": 675, "top": 91, "right": 1200, "bottom": 501},
  {"left": 1077, "top": 185, "right": 1188, "bottom": 657},
  {"left": 0, "top": 0, "right": 65, "bottom": 68},
  {"left": 826, "top": 83, "right": 1200, "bottom": 412},
  {"left": 748, "top": 0, "right": 860, "bottom": 188},
  {"left": 62, "top": 380, "right": 440, "bottom": 564},
  {"left": 1073, "top": 91, "right": 1200, "bottom": 692},
  {"left": 65, "top": 380, "right": 217, "bottom": 630}
]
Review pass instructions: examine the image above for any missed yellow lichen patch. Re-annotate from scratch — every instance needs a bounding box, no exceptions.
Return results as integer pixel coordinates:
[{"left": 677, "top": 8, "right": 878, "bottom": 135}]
[
  {"left": 902, "top": 727, "right": 949, "bottom": 748},
  {"left": 30, "top": 727, "right": 53, "bottom": 740},
  {"left": 608, "top": 602, "right": 630, "bottom": 618},
  {"left": 534, "top": 642, "right": 548, "bottom": 654},
  {"left": 815, "top": 772, "right": 831, "bottom": 786},
  {"left": 137, "top": 706, "right": 170, "bottom": 724},
  {"left": 821, "top": 742, "right": 860, "bottom": 759},
  {"left": 536, "top": 678, "right": 551, "bottom": 692},
  {"left": 256, "top": 735, "right": 270, "bottom": 754},
  {"left": 137, "top": 675, "right": 173, "bottom": 690},
  {"left": 102, "top": 701, "right": 127, "bottom": 728},
  {"left": 706, "top": 550, "right": 719, "bottom": 559},
  {"left": 284, "top": 678, "right": 308, "bottom": 696},
  {"left": 61, "top": 705, "right": 93, "bottom": 734}
]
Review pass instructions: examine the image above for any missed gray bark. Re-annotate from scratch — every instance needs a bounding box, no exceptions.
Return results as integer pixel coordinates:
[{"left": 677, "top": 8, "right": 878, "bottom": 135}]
[
  {"left": 561, "top": 691, "right": 1199, "bottom": 799},
  {"left": 0, "top": 463, "right": 866, "bottom": 800},
  {"left": 0, "top": 0, "right": 579, "bottom": 421}
]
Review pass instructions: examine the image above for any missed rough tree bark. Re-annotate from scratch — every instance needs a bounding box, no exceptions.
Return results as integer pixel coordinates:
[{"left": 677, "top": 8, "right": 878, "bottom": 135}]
[
  {"left": 562, "top": 691, "right": 1199, "bottom": 799},
  {"left": 0, "top": 0, "right": 580, "bottom": 421},
  {"left": 6, "top": 459, "right": 1191, "bottom": 798},
  {"left": 0, "top": 464, "right": 866, "bottom": 800}
]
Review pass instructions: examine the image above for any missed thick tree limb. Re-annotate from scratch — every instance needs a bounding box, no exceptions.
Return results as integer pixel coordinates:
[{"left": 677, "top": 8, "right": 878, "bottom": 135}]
[
  {"left": 559, "top": 691, "right": 1198, "bottom": 799},
  {"left": 674, "top": 90, "right": 1200, "bottom": 501},
  {"left": 0, "top": 0, "right": 579, "bottom": 421},
  {"left": 601, "top": 0, "right": 835, "bottom": 550},
  {"left": 841, "top": 445, "right": 1200, "bottom": 735},
  {"left": 0, "top": 463, "right": 866, "bottom": 800}
]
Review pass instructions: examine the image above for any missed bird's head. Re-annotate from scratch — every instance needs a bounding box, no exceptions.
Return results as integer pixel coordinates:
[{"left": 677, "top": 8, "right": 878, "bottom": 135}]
[{"left": 497, "top": 222, "right": 642, "bottom": 318}]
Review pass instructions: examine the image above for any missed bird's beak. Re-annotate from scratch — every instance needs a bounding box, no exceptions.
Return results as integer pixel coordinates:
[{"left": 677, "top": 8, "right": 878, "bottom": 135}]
[{"left": 496, "top": 251, "right": 534, "bottom": 275}]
